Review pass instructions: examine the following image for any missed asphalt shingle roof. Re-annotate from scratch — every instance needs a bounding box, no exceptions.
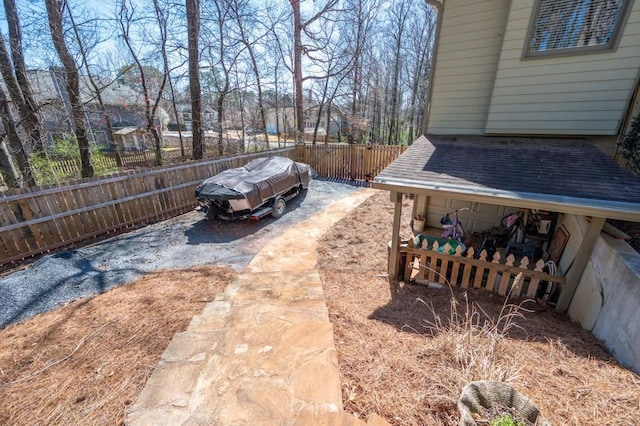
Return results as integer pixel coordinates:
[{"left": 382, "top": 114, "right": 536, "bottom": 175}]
[{"left": 374, "top": 135, "right": 640, "bottom": 220}]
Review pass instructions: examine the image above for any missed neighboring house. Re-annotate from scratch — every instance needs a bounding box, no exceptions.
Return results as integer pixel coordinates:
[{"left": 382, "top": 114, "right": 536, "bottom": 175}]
[
  {"left": 303, "top": 104, "right": 347, "bottom": 137},
  {"left": 265, "top": 107, "right": 296, "bottom": 136},
  {"left": 265, "top": 105, "right": 347, "bottom": 139},
  {"left": 172, "top": 104, "right": 217, "bottom": 131},
  {"left": 374, "top": 0, "right": 640, "bottom": 374},
  {"left": 8, "top": 67, "right": 161, "bottom": 151}
]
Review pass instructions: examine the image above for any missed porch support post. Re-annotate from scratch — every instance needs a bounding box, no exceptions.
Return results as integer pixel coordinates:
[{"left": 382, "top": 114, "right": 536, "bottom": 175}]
[
  {"left": 389, "top": 191, "right": 403, "bottom": 279},
  {"left": 555, "top": 216, "right": 605, "bottom": 313}
]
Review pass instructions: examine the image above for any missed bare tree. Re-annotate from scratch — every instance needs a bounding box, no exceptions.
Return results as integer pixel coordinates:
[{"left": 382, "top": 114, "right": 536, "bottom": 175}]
[
  {"left": 0, "top": 138, "right": 20, "bottom": 188},
  {"left": 118, "top": 0, "right": 169, "bottom": 166},
  {"left": 186, "top": 0, "right": 204, "bottom": 160},
  {"left": 289, "top": 0, "right": 304, "bottom": 143},
  {"left": 3, "top": 0, "right": 45, "bottom": 154},
  {"left": 342, "top": 0, "right": 379, "bottom": 144},
  {"left": 386, "top": 0, "right": 409, "bottom": 145},
  {"left": 264, "top": 2, "right": 293, "bottom": 146},
  {"left": 45, "top": 0, "right": 94, "bottom": 178},
  {"left": 202, "top": 0, "right": 242, "bottom": 156},
  {"left": 0, "top": 84, "right": 31, "bottom": 187},
  {"left": 231, "top": 0, "right": 271, "bottom": 145},
  {"left": 64, "top": 3, "right": 124, "bottom": 166},
  {"left": 404, "top": 3, "right": 435, "bottom": 142},
  {"left": 288, "top": 0, "right": 340, "bottom": 144},
  {"left": 0, "top": 33, "right": 36, "bottom": 186}
]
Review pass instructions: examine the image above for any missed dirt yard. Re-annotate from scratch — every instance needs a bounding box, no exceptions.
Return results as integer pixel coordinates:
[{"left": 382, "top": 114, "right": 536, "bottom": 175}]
[
  {"left": 1, "top": 187, "right": 639, "bottom": 425},
  {"left": 0, "top": 266, "right": 235, "bottom": 425},
  {"left": 317, "top": 191, "right": 640, "bottom": 425}
]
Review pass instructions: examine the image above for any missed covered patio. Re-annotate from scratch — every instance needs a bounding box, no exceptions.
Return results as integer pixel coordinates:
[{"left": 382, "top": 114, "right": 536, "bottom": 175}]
[{"left": 372, "top": 135, "right": 640, "bottom": 313}]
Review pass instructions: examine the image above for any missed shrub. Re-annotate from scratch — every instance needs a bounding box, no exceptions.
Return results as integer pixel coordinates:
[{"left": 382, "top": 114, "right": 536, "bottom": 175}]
[
  {"left": 29, "top": 136, "right": 120, "bottom": 185},
  {"left": 489, "top": 414, "right": 525, "bottom": 426},
  {"left": 619, "top": 113, "right": 640, "bottom": 176}
]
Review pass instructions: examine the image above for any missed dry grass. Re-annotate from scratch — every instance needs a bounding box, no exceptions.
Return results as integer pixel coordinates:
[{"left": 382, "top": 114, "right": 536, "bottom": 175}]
[
  {"left": 2, "top": 189, "right": 639, "bottom": 425},
  {"left": 317, "top": 190, "right": 640, "bottom": 425},
  {"left": 0, "top": 265, "right": 235, "bottom": 426}
]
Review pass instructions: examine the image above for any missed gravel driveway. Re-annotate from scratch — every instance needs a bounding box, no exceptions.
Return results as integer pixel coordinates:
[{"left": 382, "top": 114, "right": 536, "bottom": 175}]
[{"left": 0, "top": 180, "right": 360, "bottom": 328}]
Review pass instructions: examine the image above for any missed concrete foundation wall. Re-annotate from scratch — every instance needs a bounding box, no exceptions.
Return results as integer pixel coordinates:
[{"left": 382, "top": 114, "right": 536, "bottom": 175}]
[{"left": 568, "top": 234, "right": 640, "bottom": 375}]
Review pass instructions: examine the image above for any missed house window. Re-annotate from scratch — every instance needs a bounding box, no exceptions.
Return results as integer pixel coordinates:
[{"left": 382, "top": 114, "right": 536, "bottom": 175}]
[{"left": 524, "top": 0, "right": 630, "bottom": 58}]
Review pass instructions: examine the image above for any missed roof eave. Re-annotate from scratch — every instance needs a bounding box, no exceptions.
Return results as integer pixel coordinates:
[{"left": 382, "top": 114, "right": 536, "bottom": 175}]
[{"left": 372, "top": 177, "right": 640, "bottom": 222}]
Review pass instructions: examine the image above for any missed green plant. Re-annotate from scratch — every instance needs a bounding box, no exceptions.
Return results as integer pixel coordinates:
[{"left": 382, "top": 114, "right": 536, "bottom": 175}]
[
  {"left": 489, "top": 414, "right": 525, "bottom": 426},
  {"left": 619, "top": 113, "right": 640, "bottom": 176},
  {"left": 29, "top": 136, "right": 120, "bottom": 185}
]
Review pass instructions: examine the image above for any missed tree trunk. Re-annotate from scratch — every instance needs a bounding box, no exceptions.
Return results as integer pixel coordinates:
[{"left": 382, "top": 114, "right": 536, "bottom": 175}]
[
  {"left": 324, "top": 104, "right": 332, "bottom": 145},
  {"left": 3, "top": 0, "right": 45, "bottom": 154},
  {"left": 167, "top": 72, "right": 186, "bottom": 159},
  {"left": 0, "top": 85, "right": 34, "bottom": 186},
  {"left": 387, "top": 1, "right": 408, "bottom": 145},
  {"left": 46, "top": 0, "right": 94, "bottom": 178},
  {"left": 0, "top": 139, "right": 20, "bottom": 188},
  {"left": 233, "top": 7, "right": 269, "bottom": 148},
  {"left": 290, "top": 0, "right": 305, "bottom": 144},
  {"left": 407, "top": 46, "right": 427, "bottom": 142},
  {"left": 64, "top": 3, "right": 122, "bottom": 167},
  {"left": 349, "top": 54, "right": 360, "bottom": 144},
  {"left": 187, "top": 0, "right": 204, "bottom": 160},
  {"left": 217, "top": 93, "right": 225, "bottom": 156},
  {"left": 274, "top": 63, "right": 281, "bottom": 147},
  {"left": 312, "top": 104, "right": 322, "bottom": 145},
  {"left": 388, "top": 46, "right": 402, "bottom": 145},
  {"left": 0, "top": 40, "right": 35, "bottom": 185}
]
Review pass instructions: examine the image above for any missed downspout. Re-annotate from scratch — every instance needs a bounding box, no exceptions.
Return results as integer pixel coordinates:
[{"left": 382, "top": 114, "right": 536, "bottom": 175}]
[
  {"left": 614, "top": 72, "right": 640, "bottom": 162},
  {"left": 421, "top": 0, "right": 444, "bottom": 135}
]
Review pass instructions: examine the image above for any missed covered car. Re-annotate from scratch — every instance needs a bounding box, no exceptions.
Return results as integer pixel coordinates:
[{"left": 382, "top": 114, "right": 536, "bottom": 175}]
[{"left": 195, "top": 156, "right": 312, "bottom": 220}]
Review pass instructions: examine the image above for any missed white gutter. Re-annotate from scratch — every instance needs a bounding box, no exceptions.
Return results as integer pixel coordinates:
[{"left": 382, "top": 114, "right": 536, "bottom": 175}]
[{"left": 373, "top": 176, "right": 640, "bottom": 222}]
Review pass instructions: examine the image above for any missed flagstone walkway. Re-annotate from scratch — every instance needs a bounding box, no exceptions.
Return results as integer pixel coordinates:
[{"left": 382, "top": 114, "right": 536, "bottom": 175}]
[{"left": 127, "top": 188, "right": 388, "bottom": 425}]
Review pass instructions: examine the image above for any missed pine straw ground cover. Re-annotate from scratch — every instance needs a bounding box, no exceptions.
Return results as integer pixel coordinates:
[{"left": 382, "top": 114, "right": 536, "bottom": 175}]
[
  {"left": 317, "top": 190, "right": 640, "bottom": 425},
  {"left": 0, "top": 266, "right": 235, "bottom": 425}
]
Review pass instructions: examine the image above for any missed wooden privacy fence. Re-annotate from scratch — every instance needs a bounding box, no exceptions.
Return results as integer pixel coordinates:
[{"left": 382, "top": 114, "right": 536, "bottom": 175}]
[
  {"left": 0, "top": 143, "right": 405, "bottom": 266},
  {"left": 46, "top": 143, "right": 405, "bottom": 182},
  {"left": 49, "top": 151, "right": 193, "bottom": 175},
  {"left": 400, "top": 240, "right": 565, "bottom": 299},
  {"left": 0, "top": 148, "right": 295, "bottom": 266},
  {"left": 47, "top": 145, "right": 246, "bottom": 177},
  {"left": 50, "top": 156, "right": 118, "bottom": 175},
  {"left": 295, "top": 144, "right": 406, "bottom": 181}
]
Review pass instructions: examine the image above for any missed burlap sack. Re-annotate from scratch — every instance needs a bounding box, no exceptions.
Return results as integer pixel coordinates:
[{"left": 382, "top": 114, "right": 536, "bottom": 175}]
[{"left": 458, "top": 381, "right": 551, "bottom": 426}]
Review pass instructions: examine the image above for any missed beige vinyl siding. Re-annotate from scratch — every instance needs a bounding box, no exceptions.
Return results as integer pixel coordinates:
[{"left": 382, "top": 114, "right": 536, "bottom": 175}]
[
  {"left": 427, "top": 0, "right": 510, "bottom": 135},
  {"left": 485, "top": 1, "right": 640, "bottom": 136}
]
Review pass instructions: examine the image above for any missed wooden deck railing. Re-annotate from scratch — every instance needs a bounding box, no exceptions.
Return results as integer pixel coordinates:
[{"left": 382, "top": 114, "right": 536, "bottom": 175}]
[{"left": 400, "top": 239, "right": 565, "bottom": 299}]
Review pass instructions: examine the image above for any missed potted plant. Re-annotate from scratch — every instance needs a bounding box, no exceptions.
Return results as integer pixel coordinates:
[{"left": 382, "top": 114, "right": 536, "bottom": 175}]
[{"left": 412, "top": 214, "right": 425, "bottom": 233}]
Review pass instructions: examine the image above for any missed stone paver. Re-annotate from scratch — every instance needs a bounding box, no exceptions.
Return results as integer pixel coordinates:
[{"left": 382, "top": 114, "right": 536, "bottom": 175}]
[{"left": 127, "top": 188, "right": 389, "bottom": 425}]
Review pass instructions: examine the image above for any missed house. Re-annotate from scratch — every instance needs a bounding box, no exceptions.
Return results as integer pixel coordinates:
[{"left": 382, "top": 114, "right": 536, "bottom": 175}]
[
  {"left": 265, "top": 105, "right": 347, "bottom": 140},
  {"left": 373, "top": 0, "right": 640, "bottom": 374},
  {"left": 170, "top": 103, "right": 217, "bottom": 131},
  {"left": 303, "top": 104, "right": 347, "bottom": 139},
  {"left": 14, "top": 68, "right": 161, "bottom": 150},
  {"left": 424, "top": 0, "right": 640, "bottom": 156},
  {"left": 265, "top": 107, "right": 296, "bottom": 136}
]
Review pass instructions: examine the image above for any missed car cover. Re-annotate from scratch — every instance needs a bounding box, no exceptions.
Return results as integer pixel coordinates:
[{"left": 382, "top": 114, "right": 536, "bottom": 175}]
[{"left": 196, "top": 156, "right": 311, "bottom": 210}]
